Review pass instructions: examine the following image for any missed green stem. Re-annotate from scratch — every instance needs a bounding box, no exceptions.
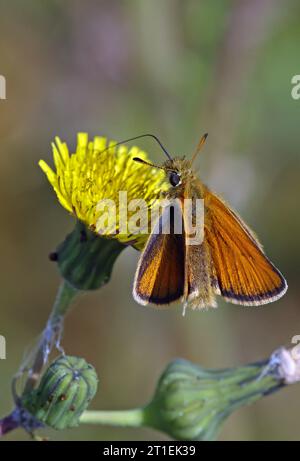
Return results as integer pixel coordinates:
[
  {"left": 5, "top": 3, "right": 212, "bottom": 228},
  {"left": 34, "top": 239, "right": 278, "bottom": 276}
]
[
  {"left": 49, "top": 280, "right": 79, "bottom": 322},
  {"left": 80, "top": 408, "right": 147, "bottom": 428},
  {"left": 23, "top": 281, "right": 78, "bottom": 393}
]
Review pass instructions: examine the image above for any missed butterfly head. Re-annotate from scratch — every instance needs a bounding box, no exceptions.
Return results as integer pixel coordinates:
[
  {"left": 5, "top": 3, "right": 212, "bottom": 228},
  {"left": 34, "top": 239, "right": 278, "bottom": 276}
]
[
  {"left": 163, "top": 157, "right": 194, "bottom": 189},
  {"left": 132, "top": 132, "right": 208, "bottom": 190}
]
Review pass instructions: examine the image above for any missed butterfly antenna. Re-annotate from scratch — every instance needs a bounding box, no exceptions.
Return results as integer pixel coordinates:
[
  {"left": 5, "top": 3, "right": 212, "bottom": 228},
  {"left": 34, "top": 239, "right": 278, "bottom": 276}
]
[
  {"left": 98, "top": 133, "right": 172, "bottom": 161},
  {"left": 191, "top": 133, "right": 208, "bottom": 164},
  {"left": 132, "top": 157, "right": 165, "bottom": 170}
]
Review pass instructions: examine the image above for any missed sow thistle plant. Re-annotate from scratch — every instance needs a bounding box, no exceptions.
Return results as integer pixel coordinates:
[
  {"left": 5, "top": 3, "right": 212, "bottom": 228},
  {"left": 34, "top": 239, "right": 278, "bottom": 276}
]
[{"left": 0, "top": 132, "right": 300, "bottom": 440}]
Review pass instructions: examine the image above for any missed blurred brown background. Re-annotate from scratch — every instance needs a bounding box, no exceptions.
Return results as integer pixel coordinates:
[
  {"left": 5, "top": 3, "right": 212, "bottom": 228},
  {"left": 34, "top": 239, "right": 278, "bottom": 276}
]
[{"left": 0, "top": 0, "right": 300, "bottom": 441}]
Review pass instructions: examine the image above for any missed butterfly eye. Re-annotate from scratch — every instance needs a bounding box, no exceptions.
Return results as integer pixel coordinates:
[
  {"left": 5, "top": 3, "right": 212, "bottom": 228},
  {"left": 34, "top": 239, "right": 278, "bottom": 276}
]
[{"left": 169, "top": 171, "right": 181, "bottom": 187}]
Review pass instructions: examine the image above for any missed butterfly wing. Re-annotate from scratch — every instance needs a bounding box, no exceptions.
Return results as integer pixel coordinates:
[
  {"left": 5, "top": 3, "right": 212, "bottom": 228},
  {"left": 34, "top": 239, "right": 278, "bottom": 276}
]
[
  {"left": 133, "top": 199, "right": 185, "bottom": 305},
  {"left": 205, "top": 189, "right": 287, "bottom": 305}
]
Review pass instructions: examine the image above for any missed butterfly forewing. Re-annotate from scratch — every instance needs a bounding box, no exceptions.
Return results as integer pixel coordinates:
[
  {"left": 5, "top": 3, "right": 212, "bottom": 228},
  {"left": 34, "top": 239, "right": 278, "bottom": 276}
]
[
  {"left": 133, "top": 200, "right": 185, "bottom": 305},
  {"left": 205, "top": 189, "right": 287, "bottom": 305}
]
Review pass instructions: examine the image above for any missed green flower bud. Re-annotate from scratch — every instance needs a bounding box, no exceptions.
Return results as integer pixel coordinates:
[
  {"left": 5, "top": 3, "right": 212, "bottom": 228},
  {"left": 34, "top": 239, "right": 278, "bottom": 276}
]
[
  {"left": 22, "top": 355, "right": 98, "bottom": 430},
  {"left": 53, "top": 220, "right": 125, "bottom": 290},
  {"left": 146, "top": 358, "right": 283, "bottom": 441}
]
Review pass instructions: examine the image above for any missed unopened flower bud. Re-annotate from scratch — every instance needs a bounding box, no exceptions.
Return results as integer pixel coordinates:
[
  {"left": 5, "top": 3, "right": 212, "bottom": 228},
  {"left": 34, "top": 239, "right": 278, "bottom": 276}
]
[
  {"left": 146, "top": 357, "right": 284, "bottom": 441},
  {"left": 22, "top": 355, "right": 98, "bottom": 430}
]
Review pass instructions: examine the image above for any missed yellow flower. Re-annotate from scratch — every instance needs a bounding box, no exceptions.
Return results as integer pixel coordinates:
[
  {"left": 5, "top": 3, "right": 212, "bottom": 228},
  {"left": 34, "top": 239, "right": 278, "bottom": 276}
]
[{"left": 39, "top": 133, "right": 168, "bottom": 250}]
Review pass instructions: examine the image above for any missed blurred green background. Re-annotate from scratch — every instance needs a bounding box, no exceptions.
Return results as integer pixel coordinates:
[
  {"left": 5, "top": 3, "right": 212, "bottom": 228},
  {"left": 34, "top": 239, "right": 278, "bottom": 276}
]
[{"left": 0, "top": 0, "right": 300, "bottom": 441}]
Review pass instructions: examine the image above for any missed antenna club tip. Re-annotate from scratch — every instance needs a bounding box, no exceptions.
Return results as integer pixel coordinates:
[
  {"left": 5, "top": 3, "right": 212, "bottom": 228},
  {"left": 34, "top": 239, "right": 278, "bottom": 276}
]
[{"left": 204, "top": 133, "right": 208, "bottom": 139}]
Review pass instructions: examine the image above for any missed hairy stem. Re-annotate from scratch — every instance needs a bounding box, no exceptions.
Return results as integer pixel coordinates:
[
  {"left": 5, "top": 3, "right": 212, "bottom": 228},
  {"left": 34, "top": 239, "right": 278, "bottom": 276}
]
[
  {"left": 0, "top": 281, "right": 79, "bottom": 437},
  {"left": 24, "top": 281, "right": 78, "bottom": 393}
]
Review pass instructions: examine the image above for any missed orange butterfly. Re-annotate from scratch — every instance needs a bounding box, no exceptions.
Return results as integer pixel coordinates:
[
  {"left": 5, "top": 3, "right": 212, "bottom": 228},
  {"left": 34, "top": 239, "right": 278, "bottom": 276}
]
[{"left": 131, "top": 134, "right": 287, "bottom": 310}]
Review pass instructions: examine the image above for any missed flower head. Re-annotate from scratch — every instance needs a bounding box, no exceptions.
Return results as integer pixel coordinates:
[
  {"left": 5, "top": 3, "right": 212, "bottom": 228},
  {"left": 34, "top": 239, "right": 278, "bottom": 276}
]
[{"left": 39, "top": 133, "right": 168, "bottom": 249}]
